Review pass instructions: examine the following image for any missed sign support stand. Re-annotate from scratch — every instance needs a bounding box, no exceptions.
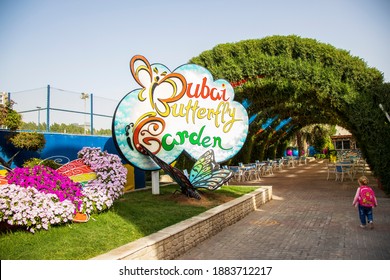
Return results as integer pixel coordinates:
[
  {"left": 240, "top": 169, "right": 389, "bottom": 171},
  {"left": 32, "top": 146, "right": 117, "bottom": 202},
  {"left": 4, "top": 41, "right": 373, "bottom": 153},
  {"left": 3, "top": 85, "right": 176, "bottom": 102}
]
[{"left": 151, "top": 170, "right": 160, "bottom": 195}]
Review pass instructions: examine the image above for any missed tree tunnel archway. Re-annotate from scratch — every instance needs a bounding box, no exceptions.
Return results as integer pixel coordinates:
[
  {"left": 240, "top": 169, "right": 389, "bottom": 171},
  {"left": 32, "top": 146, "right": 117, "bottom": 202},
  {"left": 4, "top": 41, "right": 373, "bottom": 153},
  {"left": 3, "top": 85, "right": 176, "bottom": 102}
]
[{"left": 188, "top": 35, "right": 390, "bottom": 193}]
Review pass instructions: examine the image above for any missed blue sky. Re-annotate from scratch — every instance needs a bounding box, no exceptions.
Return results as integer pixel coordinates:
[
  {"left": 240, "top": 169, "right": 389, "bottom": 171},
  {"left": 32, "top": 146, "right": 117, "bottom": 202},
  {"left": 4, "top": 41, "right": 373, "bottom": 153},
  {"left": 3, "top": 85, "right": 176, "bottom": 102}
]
[{"left": 0, "top": 0, "right": 389, "bottom": 123}]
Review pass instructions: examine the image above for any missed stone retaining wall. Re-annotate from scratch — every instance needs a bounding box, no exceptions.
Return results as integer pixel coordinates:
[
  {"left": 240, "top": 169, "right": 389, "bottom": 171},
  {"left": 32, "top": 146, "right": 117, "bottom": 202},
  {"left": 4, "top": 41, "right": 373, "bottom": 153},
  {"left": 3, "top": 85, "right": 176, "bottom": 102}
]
[{"left": 91, "top": 186, "right": 272, "bottom": 260}]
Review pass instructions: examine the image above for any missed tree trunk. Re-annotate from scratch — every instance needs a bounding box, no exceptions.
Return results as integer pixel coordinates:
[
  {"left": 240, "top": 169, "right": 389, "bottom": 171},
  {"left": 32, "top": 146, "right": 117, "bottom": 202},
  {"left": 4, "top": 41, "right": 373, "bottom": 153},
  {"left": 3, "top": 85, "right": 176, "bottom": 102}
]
[{"left": 296, "top": 131, "right": 303, "bottom": 156}]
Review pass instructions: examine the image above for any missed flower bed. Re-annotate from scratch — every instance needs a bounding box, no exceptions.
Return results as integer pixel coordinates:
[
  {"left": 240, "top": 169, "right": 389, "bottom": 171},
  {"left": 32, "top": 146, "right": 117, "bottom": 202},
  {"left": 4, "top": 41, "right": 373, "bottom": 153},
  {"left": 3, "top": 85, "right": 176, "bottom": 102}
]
[
  {"left": 77, "top": 147, "right": 127, "bottom": 214},
  {"left": 0, "top": 147, "right": 127, "bottom": 233}
]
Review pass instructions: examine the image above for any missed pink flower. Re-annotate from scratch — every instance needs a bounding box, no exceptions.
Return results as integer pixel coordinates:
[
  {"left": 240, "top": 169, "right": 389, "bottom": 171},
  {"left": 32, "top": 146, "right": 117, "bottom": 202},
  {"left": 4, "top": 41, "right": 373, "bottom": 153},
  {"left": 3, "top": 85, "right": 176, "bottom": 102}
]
[{"left": 6, "top": 165, "right": 83, "bottom": 211}]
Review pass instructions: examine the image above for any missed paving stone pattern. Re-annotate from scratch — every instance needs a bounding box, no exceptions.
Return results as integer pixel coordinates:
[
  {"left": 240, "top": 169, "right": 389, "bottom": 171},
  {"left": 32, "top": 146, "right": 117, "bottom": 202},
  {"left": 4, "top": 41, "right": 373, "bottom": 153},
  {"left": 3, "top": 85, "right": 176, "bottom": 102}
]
[{"left": 176, "top": 161, "right": 390, "bottom": 260}]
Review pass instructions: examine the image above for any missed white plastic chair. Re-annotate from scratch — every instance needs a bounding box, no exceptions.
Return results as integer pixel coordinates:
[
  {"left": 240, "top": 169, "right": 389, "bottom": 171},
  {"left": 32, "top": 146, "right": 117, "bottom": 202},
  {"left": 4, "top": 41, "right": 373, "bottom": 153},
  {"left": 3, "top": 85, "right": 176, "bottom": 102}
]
[
  {"left": 263, "top": 162, "right": 273, "bottom": 175},
  {"left": 335, "top": 164, "right": 353, "bottom": 182},
  {"left": 246, "top": 164, "right": 258, "bottom": 181},
  {"left": 230, "top": 166, "right": 244, "bottom": 182},
  {"left": 326, "top": 163, "right": 336, "bottom": 180},
  {"left": 275, "top": 159, "right": 284, "bottom": 171},
  {"left": 352, "top": 159, "right": 366, "bottom": 179}
]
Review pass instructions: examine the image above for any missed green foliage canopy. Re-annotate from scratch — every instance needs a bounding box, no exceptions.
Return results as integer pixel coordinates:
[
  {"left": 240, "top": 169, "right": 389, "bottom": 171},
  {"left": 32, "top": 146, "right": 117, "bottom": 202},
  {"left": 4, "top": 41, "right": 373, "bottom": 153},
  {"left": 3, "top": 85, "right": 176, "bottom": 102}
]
[
  {"left": 189, "top": 35, "right": 390, "bottom": 193},
  {"left": 189, "top": 35, "right": 383, "bottom": 129}
]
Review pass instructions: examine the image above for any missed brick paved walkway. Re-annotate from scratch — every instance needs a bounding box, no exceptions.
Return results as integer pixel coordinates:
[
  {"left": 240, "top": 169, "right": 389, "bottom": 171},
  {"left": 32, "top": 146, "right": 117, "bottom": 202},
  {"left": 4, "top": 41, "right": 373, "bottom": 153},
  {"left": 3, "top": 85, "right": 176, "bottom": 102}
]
[{"left": 176, "top": 160, "right": 390, "bottom": 260}]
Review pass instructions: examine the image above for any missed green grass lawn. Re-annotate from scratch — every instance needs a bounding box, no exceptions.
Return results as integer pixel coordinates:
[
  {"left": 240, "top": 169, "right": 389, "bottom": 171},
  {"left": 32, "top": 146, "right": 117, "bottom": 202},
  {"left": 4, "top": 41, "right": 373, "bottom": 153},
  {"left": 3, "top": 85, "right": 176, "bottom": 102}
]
[{"left": 0, "top": 185, "right": 257, "bottom": 260}]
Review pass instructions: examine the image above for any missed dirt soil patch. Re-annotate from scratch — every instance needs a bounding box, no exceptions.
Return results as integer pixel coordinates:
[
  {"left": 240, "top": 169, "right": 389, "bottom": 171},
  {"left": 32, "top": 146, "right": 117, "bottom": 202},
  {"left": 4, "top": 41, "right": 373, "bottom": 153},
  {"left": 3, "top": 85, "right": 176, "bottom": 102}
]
[{"left": 163, "top": 191, "right": 235, "bottom": 207}]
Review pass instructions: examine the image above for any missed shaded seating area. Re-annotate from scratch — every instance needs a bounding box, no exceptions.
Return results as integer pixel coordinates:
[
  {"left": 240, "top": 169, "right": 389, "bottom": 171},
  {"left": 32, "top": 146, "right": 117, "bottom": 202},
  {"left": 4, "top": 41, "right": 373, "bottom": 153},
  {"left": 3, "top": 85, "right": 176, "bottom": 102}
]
[
  {"left": 325, "top": 157, "right": 369, "bottom": 182},
  {"left": 226, "top": 156, "right": 310, "bottom": 184}
]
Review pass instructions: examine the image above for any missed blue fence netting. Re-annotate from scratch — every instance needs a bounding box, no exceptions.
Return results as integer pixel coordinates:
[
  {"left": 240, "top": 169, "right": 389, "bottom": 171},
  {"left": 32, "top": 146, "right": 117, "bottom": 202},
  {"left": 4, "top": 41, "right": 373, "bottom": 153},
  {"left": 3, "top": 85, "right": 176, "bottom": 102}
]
[{"left": 7, "top": 85, "right": 118, "bottom": 134}]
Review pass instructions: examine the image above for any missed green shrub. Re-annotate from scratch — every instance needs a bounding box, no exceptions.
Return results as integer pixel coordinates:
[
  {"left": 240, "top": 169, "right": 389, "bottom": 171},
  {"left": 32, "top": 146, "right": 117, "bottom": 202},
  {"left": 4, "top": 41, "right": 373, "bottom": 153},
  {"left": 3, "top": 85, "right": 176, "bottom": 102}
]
[
  {"left": 23, "top": 158, "right": 62, "bottom": 169},
  {"left": 314, "top": 153, "right": 326, "bottom": 159}
]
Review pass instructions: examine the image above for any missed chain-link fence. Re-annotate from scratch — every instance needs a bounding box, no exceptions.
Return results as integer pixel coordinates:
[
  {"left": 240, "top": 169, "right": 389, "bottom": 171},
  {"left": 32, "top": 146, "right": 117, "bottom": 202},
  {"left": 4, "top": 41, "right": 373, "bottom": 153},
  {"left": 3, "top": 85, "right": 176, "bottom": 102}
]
[{"left": 8, "top": 85, "right": 118, "bottom": 134}]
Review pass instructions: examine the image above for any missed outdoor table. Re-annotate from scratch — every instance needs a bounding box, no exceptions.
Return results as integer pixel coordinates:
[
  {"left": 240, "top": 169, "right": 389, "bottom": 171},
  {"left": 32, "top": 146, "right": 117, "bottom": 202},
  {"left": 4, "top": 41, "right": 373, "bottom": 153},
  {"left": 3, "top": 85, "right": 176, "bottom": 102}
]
[{"left": 335, "top": 162, "right": 354, "bottom": 182}]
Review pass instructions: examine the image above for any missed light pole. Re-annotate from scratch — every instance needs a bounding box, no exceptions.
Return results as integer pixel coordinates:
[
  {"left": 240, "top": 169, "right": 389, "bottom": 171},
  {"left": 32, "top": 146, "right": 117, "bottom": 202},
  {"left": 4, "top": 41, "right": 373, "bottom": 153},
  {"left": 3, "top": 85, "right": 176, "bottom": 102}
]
[
  {"left": 36, "top": 106, "right": 41, "bottom": 131},
  {"left": 81, "top": 93, "right": 89, "bottom": 134},
  {"left": 379, "top": 104, "right": 390, "bottom": 122}
]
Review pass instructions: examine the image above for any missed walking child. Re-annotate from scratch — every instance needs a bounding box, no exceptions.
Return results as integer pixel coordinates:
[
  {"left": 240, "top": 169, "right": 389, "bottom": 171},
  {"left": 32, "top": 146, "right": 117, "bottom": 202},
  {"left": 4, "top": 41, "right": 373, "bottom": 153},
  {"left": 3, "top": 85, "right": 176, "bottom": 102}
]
[{"left": 352, "top": 176, "right": 378, "bottom": 229}]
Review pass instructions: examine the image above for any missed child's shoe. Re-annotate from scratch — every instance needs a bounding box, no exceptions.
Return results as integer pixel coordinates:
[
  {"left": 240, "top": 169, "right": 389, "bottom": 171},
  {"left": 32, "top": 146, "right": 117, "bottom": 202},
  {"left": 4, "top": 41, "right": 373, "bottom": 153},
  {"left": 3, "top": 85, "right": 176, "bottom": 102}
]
[
  {"left": 360, "top": 224, "right": 366, "bottom": 229},
  {"left": 369, "top": 221, "right": 374, "bottom": 229}
]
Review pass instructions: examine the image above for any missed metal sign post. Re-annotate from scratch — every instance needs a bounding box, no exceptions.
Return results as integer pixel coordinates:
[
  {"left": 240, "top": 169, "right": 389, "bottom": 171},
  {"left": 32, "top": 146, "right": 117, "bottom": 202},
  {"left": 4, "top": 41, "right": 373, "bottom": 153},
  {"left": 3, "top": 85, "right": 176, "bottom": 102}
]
[{"left": 151, "top": 170, "right": 160, "bottom": 195}]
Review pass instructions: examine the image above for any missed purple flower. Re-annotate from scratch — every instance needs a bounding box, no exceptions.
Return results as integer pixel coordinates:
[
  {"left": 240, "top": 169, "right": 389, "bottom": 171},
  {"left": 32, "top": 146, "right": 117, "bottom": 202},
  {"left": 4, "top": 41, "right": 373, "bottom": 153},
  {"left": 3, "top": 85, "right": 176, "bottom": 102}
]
[{"left": 77, "top": 147, "right": 127, "bottom": 214}]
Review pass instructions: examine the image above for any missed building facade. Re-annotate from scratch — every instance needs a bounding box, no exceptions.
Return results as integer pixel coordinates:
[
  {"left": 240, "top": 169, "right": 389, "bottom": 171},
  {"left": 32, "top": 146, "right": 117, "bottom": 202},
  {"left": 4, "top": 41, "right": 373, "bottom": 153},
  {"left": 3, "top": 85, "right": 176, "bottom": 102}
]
[
  {"left": 331, "top": 125, "right": 357, "bottom": 150},
  {"left": 0, "top": 92, "right": 8, "bottom": 105}
]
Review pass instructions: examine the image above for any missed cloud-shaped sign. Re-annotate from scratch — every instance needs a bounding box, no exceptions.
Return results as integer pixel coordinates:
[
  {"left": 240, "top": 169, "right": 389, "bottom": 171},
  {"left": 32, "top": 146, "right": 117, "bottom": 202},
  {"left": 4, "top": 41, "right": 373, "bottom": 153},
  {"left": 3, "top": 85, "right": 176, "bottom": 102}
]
[{"left": 112, "top": 55, "right": 248, "bottom": 170}]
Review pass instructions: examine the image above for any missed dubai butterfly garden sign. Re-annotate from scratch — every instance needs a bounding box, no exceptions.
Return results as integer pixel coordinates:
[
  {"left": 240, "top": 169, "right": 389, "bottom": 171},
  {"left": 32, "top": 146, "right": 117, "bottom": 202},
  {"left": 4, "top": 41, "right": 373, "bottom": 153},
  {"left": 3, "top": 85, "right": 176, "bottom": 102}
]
[{"left": 112, "top": 55, "right": 248, "bottom": 196}]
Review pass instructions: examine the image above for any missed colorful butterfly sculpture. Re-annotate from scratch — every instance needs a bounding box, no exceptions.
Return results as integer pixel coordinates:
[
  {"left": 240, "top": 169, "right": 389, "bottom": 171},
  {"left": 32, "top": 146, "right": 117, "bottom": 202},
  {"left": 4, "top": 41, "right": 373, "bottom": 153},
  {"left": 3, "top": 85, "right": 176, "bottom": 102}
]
[{"left": 140, "top": 145, "right": 233, "bottom": 200}]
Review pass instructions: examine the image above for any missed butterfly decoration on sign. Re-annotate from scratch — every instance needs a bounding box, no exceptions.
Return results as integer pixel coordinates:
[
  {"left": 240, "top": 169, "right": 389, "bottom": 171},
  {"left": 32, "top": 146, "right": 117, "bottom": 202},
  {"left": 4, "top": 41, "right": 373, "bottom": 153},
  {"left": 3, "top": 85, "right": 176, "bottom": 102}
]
[{"left": 140, "top": 145, "right": 233, "bottom": 200}]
